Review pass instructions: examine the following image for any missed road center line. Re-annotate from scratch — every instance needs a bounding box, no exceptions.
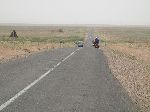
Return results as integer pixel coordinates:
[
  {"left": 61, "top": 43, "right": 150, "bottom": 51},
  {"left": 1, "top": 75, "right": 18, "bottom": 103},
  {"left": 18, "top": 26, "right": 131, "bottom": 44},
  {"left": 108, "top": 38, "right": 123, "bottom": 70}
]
[{"left": 0, "top": 48, "right": 80, "bottom": 111}]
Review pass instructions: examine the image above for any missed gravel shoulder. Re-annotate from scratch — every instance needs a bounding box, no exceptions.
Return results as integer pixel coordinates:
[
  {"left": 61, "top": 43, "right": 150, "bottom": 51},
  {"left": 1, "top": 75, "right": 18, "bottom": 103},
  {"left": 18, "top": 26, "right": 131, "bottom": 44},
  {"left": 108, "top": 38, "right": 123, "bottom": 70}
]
[{"left": 101, "top": 46, "right": 150, "bottom": 112}]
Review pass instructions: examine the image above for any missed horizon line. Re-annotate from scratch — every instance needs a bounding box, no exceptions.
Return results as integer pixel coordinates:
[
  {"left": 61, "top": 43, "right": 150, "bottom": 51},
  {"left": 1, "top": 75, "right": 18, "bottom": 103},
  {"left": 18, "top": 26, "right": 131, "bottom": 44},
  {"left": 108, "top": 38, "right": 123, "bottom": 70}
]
[{"left": 0, "top": 23, "right": 150, "bottom": 27}]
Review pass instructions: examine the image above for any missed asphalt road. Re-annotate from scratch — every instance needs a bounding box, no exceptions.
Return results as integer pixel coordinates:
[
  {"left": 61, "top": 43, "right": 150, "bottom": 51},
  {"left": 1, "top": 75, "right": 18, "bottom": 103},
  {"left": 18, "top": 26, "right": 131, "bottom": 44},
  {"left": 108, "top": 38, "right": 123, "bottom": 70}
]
[{"left": 0, "top": 37, "right": 138, "bottom": 111}]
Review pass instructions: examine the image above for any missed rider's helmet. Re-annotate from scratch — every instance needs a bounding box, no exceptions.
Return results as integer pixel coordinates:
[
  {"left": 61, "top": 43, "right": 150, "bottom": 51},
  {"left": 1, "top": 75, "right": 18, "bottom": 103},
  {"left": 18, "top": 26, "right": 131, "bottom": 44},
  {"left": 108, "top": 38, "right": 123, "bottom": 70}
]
[{"left": 95, "top": 36, "right": 99, "bottom": 40}]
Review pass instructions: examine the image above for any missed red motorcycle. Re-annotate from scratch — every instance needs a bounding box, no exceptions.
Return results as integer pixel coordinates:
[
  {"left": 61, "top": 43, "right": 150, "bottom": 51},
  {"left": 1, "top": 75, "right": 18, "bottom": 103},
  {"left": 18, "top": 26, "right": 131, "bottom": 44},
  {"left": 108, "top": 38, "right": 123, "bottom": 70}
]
[{"left": 92, "top": 41, "right": 99, "bottom": 48}]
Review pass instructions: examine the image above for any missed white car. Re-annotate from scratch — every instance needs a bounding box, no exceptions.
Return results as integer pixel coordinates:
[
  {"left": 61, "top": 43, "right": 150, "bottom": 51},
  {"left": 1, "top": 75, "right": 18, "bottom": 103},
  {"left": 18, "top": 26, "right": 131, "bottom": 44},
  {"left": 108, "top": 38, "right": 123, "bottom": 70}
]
[{"left": 76, "top": 41, "right": 84, "bottom": 47}]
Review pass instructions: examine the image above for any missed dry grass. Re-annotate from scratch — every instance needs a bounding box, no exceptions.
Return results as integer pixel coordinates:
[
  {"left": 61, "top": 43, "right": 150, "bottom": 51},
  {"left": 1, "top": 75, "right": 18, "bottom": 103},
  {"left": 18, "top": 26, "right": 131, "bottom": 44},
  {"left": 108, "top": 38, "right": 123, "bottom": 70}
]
[
  {"left": 0, "top": 26, "right": 86, "bottom": 62},
  {"left": 98, "top": 27, "right": 150, "bottom": 112},
  {"left": 108, "top": 43, "right": 150, "bottom": 62},
  {"left": 0, "top": 46, "right": 26, "bottom": 62},
  {"left": 0, "top": 41, "right": 76, "bottom": 63}
]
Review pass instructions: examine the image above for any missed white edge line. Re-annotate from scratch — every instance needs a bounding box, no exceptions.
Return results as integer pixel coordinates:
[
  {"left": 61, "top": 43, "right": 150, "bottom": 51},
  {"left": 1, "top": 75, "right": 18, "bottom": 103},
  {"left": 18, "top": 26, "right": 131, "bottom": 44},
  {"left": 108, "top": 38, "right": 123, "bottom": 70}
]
[{"left": 0, "top": 48, "right": 80, "bottom": 111}]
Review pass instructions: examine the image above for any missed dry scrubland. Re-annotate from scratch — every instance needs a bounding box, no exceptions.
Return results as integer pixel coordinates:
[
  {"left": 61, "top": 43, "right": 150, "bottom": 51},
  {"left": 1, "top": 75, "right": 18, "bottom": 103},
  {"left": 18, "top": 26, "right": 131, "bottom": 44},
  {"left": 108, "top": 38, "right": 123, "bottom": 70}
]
[
  {"left": 0, "top": 26, "right": 86, "bottom": 62},
  {"left": 0, "top": 26, "right": 149, "bottom": 111},
  {"left": 96, "top": 27, "right": 150, "bottom": 112}
]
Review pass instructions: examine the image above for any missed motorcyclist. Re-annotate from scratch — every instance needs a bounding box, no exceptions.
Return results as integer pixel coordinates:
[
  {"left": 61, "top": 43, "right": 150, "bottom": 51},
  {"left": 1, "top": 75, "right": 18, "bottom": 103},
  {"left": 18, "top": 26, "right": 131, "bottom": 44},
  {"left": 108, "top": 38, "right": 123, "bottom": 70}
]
[
  {"left": 92, "top": 36, "right": 100, "bottom": 48},
  {"left": 95, "top": 37, "right": 99, "bottom": 45}
]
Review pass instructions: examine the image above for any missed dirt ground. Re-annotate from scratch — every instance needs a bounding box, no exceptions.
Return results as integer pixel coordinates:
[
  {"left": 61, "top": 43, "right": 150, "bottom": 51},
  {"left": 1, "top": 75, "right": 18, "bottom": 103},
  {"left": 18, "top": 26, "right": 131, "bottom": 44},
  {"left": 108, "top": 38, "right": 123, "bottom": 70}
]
[
  {"left": 0, "top": 26, "right": 85, "bottom": 63},
  {"left": 0, "top": 42, "right": 75, "bottom": 63},
  {"left": 101, "top": 45, "right": 150, "bottom": 112},
  {"left": 96, "top": 27, "right": 150, "bottom": 111}
]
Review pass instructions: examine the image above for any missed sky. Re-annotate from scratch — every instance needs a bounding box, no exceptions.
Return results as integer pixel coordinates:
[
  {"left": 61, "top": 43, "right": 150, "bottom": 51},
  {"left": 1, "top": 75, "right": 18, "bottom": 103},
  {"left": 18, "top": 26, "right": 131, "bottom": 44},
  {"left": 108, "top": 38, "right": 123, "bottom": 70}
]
[{"left": 0, "top": 0, "right": 150, "bottom": 25}]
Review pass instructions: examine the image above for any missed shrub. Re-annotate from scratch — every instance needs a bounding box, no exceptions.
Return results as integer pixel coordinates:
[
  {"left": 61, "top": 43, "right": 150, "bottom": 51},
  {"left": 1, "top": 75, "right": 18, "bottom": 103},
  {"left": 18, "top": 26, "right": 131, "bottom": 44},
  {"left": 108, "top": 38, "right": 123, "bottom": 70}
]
[{"left": 59, "top": 29, "right": 63, "bottom": 32}]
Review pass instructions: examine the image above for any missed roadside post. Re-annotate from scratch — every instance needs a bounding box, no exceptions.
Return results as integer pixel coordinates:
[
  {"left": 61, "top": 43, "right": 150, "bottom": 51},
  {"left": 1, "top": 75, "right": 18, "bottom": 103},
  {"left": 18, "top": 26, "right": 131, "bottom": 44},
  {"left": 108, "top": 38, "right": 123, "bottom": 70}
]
[
  {"left": 103, "top": 33, "right": 107, "bottom": 47},
  {"left": 60, "top": 40, "right": 64, "bottom": 48}
]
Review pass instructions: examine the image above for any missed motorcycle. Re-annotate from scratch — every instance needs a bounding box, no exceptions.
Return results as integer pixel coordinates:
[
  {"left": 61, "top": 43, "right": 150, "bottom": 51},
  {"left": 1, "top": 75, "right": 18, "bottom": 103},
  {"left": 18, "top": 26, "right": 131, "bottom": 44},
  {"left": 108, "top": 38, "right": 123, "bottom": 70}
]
[{"left": 92, "top": 41, "right": 99, "bottom": 48}]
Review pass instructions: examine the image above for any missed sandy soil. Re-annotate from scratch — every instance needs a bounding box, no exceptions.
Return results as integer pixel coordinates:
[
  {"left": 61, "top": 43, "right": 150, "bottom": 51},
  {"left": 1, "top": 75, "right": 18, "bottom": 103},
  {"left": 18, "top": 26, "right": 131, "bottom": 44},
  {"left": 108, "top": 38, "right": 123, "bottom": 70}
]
[
  {"left": 0, "top": 42, "right": 74, "bottom": 63},
  {"left": 0, "top": 46, "right": 26, "bottom": 62},
  {"left": 101, "top": 46, "right": 150, "bottom": 112}
]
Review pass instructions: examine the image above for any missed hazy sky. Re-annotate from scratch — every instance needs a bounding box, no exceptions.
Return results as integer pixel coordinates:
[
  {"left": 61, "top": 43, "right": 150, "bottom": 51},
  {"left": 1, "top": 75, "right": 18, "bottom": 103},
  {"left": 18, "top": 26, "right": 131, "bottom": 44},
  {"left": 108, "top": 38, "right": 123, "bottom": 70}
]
[{"left": 0, "top": 0, "right": 150, "bottom": 25}]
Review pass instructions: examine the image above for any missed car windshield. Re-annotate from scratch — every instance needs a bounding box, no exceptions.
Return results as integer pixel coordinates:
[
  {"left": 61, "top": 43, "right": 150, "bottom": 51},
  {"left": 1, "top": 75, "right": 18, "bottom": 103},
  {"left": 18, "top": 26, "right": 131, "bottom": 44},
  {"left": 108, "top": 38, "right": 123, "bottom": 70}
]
[{"left": 78, "top": 41, "right": 83, "bottom": 44}]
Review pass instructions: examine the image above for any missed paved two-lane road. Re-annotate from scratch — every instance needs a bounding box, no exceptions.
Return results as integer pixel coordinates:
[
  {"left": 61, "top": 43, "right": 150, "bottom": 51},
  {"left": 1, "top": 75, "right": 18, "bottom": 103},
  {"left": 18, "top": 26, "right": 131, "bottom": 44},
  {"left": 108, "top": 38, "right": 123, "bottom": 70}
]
[{"left": 0, "top": 37, "right": 138, "bottom": 111}]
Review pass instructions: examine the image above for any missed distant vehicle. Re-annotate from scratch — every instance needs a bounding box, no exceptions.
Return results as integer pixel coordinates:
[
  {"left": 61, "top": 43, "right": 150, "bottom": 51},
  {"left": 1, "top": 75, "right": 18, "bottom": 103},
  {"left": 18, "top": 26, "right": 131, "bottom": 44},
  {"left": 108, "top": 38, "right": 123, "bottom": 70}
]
[
  {"left": 92, "top": 37, "right": 100, "bottom": 48},
  {"left": 76, "top": 41, "right": 84, "bottom": 47},
  {"left": 92, "top": 40, "right": 99, "bottom": 48},
  {"left": 93, "top": 42, "right": 99, "bottom": 48}
]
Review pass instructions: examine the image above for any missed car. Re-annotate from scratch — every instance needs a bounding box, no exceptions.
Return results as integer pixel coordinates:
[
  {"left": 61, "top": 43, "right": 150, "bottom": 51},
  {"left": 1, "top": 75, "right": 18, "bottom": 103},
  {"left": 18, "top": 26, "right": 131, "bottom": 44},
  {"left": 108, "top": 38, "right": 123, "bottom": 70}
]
[{"left": 76, "top": 41, "right": 84, "bottom": 47}]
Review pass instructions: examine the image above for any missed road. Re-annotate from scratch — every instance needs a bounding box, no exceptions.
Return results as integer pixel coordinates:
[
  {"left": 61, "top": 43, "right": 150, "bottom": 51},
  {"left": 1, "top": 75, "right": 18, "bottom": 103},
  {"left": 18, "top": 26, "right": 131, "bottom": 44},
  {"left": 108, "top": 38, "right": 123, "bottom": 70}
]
[{"left": 0, "top": 36, "right": 138, "bottom": 112}]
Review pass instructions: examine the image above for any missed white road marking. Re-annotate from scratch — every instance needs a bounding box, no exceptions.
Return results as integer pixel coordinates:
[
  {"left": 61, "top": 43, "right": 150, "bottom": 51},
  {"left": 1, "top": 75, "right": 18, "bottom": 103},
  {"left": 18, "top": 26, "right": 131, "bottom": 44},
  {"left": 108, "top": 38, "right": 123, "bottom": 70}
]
[
  {"left": 0, "top": 48, "right": 81, "bottom": 111},
  {"left": 62, "top": 49, "right": 77, "bottom": 62}
]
